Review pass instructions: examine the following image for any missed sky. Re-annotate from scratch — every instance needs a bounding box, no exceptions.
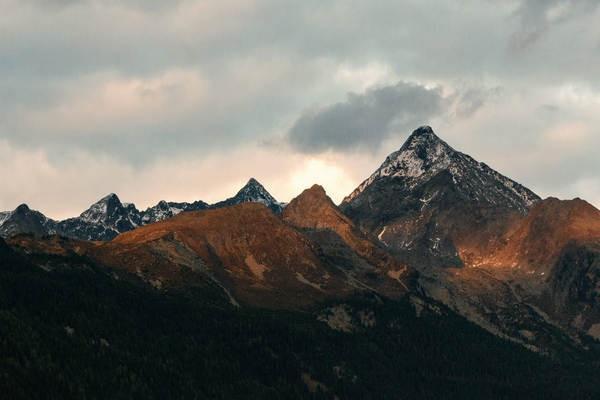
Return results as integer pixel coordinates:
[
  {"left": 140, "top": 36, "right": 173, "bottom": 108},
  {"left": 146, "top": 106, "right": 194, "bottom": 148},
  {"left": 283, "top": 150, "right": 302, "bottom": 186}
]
[{"left": 1, "top": 0, "right": 599, "bottom": 219}]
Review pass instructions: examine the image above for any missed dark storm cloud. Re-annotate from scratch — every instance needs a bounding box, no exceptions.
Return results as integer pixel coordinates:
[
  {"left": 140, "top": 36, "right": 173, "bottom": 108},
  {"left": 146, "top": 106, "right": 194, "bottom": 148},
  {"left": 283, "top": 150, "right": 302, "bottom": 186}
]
[
  {"left": 288, "top": 82, "right": 446, "bottom": 152},
  {"left": 287, "top": 82, "right": 497, "bottom": 153}
]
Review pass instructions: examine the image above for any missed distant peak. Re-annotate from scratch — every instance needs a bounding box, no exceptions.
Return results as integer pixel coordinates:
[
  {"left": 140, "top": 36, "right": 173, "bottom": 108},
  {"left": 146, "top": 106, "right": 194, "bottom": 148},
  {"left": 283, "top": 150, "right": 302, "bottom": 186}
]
[
  {"left": 295, "top": 184, "right": 328, "bottom": 202},
  {"left": 236, "top": 178, "right": 272, "bottom": 198},
  {"left": 412, "top": 125, "right": 435, "bottom": 135},
  {"left": 308, "top": 184, "right": 326, "bottom": 194},
  {"left": 15, "top": 204, "right": 31, "bottom": 213},
  {"left": 244, "top": 178, "right": 262, "bottom": 187},
  {"left": 403, "top": 126, "right": 446, "bottom": 149},
  {"left": 98, "top": 193, "right": 121, "bottom": 204}
]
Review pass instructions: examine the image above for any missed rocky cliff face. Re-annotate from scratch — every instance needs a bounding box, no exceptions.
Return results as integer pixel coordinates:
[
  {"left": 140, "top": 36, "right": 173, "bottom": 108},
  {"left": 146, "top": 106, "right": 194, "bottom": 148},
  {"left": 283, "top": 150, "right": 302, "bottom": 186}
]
[
  {"left": 341, "top": 126, "right": 600, "bottom": 350},
  {"left": 341, "top": 126, "right": 540, "bottom": 268},
  {"left": 0, "top": 179, "right": 277, "bottom": 241},
  {"left": 0, "top": 204, "right": 57, "bottom": 238}
]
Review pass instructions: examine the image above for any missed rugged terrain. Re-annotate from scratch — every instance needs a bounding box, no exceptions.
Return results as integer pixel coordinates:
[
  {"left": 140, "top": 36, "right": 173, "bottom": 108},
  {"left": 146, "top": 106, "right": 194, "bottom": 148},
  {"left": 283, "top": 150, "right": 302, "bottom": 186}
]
[
  {"left": 1, "top": 125, "right": 599, "bottom": 398},
  {"left": 0, "top": 178, "right": 278, "bottom": 241},
  {"left": 341, "top": 126, "right": 600, "bottom": 350}
]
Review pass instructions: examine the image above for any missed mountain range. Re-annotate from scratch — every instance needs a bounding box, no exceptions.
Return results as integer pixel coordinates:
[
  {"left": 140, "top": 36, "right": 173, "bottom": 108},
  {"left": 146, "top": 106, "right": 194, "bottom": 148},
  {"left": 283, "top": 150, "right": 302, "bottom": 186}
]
[
  {"left": 0, "top": 178, "right": 281, "bottom": 241},
  {"left": 1, "top": 126, "right": 599, "bottom": 398}
]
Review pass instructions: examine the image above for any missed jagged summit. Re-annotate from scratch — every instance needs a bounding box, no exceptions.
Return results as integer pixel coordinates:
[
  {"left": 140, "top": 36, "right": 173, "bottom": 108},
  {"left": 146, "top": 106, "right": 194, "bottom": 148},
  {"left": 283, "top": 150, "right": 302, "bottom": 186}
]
[
  {"left": 212, "top": 178, "right": 283, "bottom": 213},
  {"left": 405, "top": 125, "right": 439, "bottom": 143},
  {"left": 80, "top": 193, "right": 127, "bottom": 224},
  {"left": 344, "top": 126, "right": 539, "bottom": 212},
  {"left": 0, "top": 203, "right": 56, "bottom": 238},
  {"left": 341, "top": 125, "right": 542, "bottom": 267},
  {"left": 14, "top": 204, "right": 32, "bottom": 213},
  {"left": 345, "top": 126, "right": 456, "bottom": 202},
  {"left": 141, "top": 199, "right": 208, "bottom": 224},
  {"left": 237, "top": 178, "right": 277, "bottom": 203}
]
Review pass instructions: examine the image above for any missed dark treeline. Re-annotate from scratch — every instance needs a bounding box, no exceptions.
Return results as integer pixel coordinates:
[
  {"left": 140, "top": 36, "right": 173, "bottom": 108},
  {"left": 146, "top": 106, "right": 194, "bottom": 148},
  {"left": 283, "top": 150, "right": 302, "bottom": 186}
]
[{"left": 0, "top": 242, "right": 599, "bottom": 399}]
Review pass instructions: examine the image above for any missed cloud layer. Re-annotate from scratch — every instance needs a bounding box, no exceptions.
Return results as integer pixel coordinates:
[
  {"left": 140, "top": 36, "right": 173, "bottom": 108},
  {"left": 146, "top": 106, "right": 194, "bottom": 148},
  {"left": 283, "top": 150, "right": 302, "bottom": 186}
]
[{"left": 0, "top": 0, "right": 599, "bottom": 216}]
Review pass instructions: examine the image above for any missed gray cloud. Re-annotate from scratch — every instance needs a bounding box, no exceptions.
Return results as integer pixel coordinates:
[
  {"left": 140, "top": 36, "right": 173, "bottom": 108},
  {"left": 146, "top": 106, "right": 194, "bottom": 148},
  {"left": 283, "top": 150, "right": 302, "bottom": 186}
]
[
  {"left": 287, "top": 82, "right": 445, "bottom": 153},
  {"left": 287, "top": 82, "right": 498, "bottom": 153},
  {"left": 0, "top": 0, "right": 598, "bottom": 212},
  {"left": 510, "top": 0, "right": 600, "bottom": 50}
]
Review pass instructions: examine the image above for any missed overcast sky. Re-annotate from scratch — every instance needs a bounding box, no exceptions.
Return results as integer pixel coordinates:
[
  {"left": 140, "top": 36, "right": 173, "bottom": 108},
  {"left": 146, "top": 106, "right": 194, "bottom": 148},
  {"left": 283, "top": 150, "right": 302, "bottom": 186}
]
[{"left": 1, "top": 0, "right": 599, "bottom": 218}]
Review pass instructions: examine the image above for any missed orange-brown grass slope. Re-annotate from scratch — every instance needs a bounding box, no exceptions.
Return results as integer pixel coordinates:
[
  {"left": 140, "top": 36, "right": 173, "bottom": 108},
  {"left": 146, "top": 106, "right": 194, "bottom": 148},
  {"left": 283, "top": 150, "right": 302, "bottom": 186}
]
[
  {"left": 94, "top": 203, "right": 359, "bottom": 308},
  {"left": 283, "top": 185, "right": 413, "bottom": 295},
  {"left": 485, "top": 198, "right": 600, "bottom": 272}
]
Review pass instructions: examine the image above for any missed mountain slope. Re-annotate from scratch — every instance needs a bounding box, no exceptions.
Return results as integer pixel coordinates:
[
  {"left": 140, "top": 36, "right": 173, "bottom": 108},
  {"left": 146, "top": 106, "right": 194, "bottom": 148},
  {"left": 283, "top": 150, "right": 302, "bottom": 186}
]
[
  {"left": 92, "top": 203, "right": 374, "bottom": 308},
  {"left": 3, "top": 237, "right": 600, "bottom": 399},
  {"left": 56, "top": 194, "right": 141, "bottom": 241},
  {"left": 0, "top": 204, "right": 56, "bottom": 238},
  {"left": 340, "top": 126, "right": 600, "bottom": 350},
  {"left": 141, "top": 200, "right": 208, "bottom": 224},
  {"left": 0, "top": 195, "right": 211, "bottom": 241},
  {"left": 482, "top": 198, "right": 600, "bottom": 340},
  {"left": 283, "top": 184, "right": 413, "bottom": 297},
  {"left": 1, "top": 180, "right": 280, "bottom": 241},
  {"left": 341, "top": 125, "right": 540, "bottom": 268}
]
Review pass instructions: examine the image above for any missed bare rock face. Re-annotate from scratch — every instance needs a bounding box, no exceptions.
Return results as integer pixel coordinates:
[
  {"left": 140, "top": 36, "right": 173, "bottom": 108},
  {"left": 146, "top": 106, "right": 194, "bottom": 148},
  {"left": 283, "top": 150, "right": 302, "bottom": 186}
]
[
  {"left": 0, "top": 179, "right": 278, "bottom": 241},
  {"left": 0, "top": 204, "right": 57, "bottom": 238},
  {"left": 341, "top": 126, "right": 540, "bottom": 268},
  {"left": 341, "top": 126, "right": 600, "bottom": 350}
]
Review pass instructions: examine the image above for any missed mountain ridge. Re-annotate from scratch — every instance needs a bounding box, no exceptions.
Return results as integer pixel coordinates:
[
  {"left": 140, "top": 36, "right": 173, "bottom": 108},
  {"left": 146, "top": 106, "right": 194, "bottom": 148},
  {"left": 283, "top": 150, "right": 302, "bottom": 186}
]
[{"left": 0, "top": 178, "right": 278, "bottom": 241}]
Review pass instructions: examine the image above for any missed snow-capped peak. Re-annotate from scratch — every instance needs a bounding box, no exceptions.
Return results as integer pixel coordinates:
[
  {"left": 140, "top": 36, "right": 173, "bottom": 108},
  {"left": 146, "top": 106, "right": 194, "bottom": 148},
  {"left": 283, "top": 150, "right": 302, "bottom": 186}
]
[
  {"left": 345, "top": 126, "right": 455, "bottom": 201},
  {"left": 80, "top": 193, "right": 124, "bottom": 224},
  {"left": 236, "top": 178, "right": 278, "bottom": 205},
  {"left": 211, "top": 178, "right": 283, "bottom": 213},
  {"left": 344, "top": 126, "right": 540, "bottom": 213}
]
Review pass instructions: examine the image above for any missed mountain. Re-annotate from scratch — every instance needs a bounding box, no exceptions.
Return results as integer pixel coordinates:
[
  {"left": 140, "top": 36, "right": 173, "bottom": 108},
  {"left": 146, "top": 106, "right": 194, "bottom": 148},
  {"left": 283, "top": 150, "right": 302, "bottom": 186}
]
[
  {"left": 55, "top": 193, "right": 142, "bottom": 241},
  {"left": 87, "top": 201, "right": 409, "bottom": 308},
  {"left": 283, "top": 184, "right": 413, "bottom": 297},
  {"left": 341, "top": 126, "right": 600, "bottom": 349},
  {"left": 0, "top": 180, "right": 278, "bottom": 241},
  {"left": 0, "top": 195, "right": 210, "bottom": 241},
  {"left": 341, "top": 125, "right": 540, "bottom": 267},
  {"left": 211, "top": 178, "right": 284, "bottom": 213},
  {"left": 140, "top": 200, "right": 208, "bottom": 224},
  {"left": 484, "top": 197, "right": 600, "bottom": 339},
  {"left": 0, "top": 204, "right": 56, "bottom": 238},
  {"left": 486, "top": 197, "right": 600, "bottom": 271}
]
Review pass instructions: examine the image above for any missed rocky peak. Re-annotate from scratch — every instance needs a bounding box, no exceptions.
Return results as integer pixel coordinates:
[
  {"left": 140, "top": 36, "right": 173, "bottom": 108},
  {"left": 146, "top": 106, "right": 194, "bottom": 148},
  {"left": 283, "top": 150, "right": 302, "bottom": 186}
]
[
  {"left": 344, "top": 127, "right": 457, "bottom": 203},
  {"left": 212, "top": 178, "right": 283, "bottom": 213},
  {"left": 344, "top": 126, "right": 539, "bottom": 212},
  {"left": 295, "top": 184, "right": 328, "bottom": 202},
  {"left": 283, "top": 184, "right": 346, "bottom": 229},
  {"left": 0, "top": 204, "right": 56, "bottom": 238},
  {"left": 14, "top": 204, "right": 32, "bottom": 214},
  {"left": 237, "top": 178, "right": 277, "bottom": 203},
  {"left": 80, "top": 193, "right": 125, "bottom": 224}
]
